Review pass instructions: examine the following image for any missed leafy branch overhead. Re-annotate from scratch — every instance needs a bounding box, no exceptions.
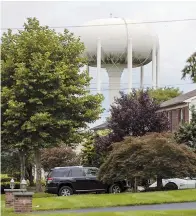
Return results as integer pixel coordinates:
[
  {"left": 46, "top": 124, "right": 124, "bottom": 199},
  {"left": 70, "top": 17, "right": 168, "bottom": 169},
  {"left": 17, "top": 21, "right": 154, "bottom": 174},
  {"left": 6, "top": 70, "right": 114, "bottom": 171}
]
[{"left": 182, "top": 52, "right": 196, "bottom": 83}]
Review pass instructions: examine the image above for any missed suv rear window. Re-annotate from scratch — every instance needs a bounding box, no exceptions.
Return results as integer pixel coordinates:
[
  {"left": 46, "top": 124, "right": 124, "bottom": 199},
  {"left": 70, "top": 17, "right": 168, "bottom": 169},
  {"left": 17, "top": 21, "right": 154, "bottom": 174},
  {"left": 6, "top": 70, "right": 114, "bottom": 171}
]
[
  {"left": 83, "top": 167, "right": 98, "bottom": 176},
  {"left": 48, "top": 168, "right": 70, "bottom": 177}
]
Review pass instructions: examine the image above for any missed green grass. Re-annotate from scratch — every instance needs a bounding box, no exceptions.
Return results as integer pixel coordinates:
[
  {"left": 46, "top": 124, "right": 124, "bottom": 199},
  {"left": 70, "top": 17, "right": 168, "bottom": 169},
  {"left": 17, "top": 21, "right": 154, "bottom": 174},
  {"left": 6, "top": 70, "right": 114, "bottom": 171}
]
[
  {"left": 1, "top": 189, "right": 196, "bottom": 215},
  {"left": 30, "top": 189, "right": 196, "bottom": 211},
  {"left": 1, "top": 209, "right": 196, "bottom": 216}
]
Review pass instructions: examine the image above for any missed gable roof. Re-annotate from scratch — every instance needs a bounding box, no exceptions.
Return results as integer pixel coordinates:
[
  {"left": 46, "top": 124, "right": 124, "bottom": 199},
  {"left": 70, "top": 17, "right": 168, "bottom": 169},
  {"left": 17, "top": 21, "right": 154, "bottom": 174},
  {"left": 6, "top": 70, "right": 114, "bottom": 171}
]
[
  {"left": 91, "top": 122, "right": 108, "bottom": 131},
  {"left": 160, "top": 89, "right": 196, "bottom": 108}
]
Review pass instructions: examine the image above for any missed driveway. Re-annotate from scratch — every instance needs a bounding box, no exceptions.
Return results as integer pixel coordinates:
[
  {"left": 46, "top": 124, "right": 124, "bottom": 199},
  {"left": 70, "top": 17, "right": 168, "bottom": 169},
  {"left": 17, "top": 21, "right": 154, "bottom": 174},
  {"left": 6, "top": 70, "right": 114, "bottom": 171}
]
[{"left": 35, "top": 202, "right": 196, "bottom": 214}]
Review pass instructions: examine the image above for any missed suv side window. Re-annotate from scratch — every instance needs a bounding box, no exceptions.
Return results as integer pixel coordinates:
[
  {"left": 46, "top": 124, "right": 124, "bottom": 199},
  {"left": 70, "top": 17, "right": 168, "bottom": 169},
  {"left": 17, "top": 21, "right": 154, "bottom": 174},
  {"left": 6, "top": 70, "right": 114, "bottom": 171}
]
[
  {"left": 70, "top": 168, "right": 84, "bottom": 177},
  {"left": 50, "top": 168, "right": 70, "bottom": 177},
  {"left": 83, "top": 167, "right": 98, "bottom": 177}
]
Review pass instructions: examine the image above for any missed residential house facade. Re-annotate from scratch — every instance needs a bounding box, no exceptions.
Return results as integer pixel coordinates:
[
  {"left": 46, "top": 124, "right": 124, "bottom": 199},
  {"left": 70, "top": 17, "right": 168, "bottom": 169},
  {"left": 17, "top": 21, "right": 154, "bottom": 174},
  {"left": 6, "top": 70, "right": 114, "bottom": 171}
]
[{"left": 158, "top": 89, "right": 196, "bottom": 132}]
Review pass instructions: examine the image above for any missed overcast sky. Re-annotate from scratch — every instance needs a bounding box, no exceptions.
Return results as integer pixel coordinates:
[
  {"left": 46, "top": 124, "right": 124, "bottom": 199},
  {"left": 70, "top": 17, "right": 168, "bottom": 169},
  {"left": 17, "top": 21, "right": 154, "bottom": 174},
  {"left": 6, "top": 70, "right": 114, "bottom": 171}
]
[{"left": 1, "top": 1, "right": 196, "bottom": 125}]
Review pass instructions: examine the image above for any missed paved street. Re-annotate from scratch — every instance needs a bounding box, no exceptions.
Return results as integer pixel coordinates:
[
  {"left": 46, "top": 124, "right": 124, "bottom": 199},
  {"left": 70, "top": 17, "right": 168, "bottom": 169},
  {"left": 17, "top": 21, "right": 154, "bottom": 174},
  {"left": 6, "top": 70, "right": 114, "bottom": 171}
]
[{"left": 35, "top": 202, "right": 196, "bottom": 214}]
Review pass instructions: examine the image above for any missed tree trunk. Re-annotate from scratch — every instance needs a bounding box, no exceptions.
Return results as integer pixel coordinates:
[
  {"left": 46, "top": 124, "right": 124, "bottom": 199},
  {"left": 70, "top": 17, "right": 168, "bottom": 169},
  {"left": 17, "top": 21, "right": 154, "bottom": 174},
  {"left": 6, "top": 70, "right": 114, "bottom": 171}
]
[
  {"left": 35, "top": 148, "right": 43, "bottom": 192},
  {"left": 26, "top": 164, "right": 34, "bottom": 186},
  {"left": 19, "top": 150, "right": 26, "bottom": 181},
  {"left": 134, "top": 177, "right": 138, "bottom": 193},
  {"left": 157, "top": 176, "right": 163, "bottom": 190}
]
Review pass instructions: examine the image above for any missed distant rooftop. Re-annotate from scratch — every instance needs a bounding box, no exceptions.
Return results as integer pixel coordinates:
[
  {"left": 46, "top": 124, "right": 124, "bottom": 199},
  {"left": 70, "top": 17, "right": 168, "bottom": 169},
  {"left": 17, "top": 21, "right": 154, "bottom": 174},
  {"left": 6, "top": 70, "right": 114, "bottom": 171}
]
[
  {"left": 160, "top": 89, "right": 196, "bottom": 108},
  {"left": 91, "top": 122, "right": 108, "bottom": 131}
]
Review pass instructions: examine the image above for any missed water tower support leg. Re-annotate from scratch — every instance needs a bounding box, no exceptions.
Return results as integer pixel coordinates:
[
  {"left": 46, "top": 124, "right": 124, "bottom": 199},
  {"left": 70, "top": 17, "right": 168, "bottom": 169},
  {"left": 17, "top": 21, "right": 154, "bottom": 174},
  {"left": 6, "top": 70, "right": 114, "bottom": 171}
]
[
  {"left": 140, "top": 66, "right": 144, "bottom": 89},
  {"left": 108, "top": 71, "right": 122, "bottom": 105},
  {"left": 97, "top": 38, "right": 101, "bottom": 93},
  {"left": 156, "top": 46, "right": 160, "bottom": 88},
  {"left": 152, "top": 42, "right": 156, "bottom": 89},
  {"left": 128, "top": 37, "right": 132, "bottom": 93}
]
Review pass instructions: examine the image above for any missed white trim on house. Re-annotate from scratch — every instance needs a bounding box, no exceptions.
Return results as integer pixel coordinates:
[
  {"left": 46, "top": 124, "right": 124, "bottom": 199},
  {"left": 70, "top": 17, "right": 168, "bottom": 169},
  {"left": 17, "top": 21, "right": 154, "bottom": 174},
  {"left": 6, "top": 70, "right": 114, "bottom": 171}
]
[
  {"left": 184, "top": 96, "right": 196, "bottom": 103},
  {"left": 157, "top": 103, "right": 188, "bottom": 112}
]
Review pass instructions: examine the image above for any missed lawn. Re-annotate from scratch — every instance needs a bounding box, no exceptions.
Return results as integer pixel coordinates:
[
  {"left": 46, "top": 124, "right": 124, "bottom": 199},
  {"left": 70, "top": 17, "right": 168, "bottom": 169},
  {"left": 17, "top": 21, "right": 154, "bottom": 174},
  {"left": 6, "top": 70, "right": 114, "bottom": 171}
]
[
  {"left": 1, "top": 189, "right": 196, "bottom": 212},
  {"left": 1, "top": 209, "right": 196, "bottom": 216},
  {"left": 31, "top": 189, "right": 196, "bottom": 211}
]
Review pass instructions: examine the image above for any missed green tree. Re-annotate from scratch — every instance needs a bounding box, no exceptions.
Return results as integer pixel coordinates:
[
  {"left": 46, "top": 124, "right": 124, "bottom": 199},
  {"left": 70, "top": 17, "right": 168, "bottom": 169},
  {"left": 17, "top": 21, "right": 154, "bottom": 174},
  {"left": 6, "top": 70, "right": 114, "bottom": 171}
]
[
  {"left": 175, "top": 106, "right": 196, "bottom": 149},
  {"left": 98, "top": 133, "right": 196, "bottom": 190},
  {"left": 148, "top": 87, "right": 182, "bottom": 104},
  {"left": 1, "top": 18, "right": 103, "bottom": 192},
  {"left": 182, "top": 52, "right": 196, "bottom": 83},
  {"left": 81, "top": 129, "right": 111, "bottom": 167}
]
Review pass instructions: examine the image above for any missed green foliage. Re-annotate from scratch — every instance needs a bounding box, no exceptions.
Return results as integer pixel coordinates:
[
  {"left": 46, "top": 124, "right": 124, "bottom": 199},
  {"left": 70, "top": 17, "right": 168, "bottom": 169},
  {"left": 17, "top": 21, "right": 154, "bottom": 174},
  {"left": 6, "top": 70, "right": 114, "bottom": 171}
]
[
  {"left": 0, "top": 174, "right": 9, "bottom": 178},
  {"left": 1, "top": 151, "right": 21, "bottom": 176},
  {"left": 81, "top": 129, "right": 111, "bottom": 166},
  {"left": 182, "top": 52, "right": 196, "bottom": 83},
  {"left": 1, "top": 17, "right": 103, "bottom": 151},
  {"left": 1, "top": 17, "right": 103, "bottom": 190},
  {"left": 81, "top": 134, "right": 96, "bottom": 166},
  {"left": 98, "top": 133, "right": 196, "bottom": 185},
  {"left": 0, "top": 182, "right": 20, "bottom": 187},
  {"left": 175, "top": 106, "right": 196, "bottom": 149},
  {"left": 148, "top": 87, "right": 182, "bottom": 104}
]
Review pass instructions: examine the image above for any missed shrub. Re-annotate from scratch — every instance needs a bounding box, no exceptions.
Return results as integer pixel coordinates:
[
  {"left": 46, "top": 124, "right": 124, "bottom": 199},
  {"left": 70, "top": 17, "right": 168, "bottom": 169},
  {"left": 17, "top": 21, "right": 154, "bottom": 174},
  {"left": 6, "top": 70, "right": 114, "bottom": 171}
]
[{"left": 41, "top": 146, "right": 80, "bottom": 172}]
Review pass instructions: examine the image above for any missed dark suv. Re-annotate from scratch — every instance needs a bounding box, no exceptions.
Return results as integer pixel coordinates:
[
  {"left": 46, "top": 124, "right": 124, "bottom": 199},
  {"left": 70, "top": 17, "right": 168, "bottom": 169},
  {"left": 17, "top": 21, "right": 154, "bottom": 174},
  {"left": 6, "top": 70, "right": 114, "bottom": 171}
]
[{"left": 45, "top": 166, "right": 129, "bottom": 196}]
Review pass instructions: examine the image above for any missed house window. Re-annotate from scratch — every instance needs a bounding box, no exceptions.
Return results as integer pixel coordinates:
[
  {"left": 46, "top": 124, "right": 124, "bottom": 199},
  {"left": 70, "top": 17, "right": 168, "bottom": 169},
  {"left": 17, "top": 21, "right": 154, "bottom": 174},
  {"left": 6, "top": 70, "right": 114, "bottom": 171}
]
[{"left": 179, "top": 108, "right": 185, "bottom": 124}]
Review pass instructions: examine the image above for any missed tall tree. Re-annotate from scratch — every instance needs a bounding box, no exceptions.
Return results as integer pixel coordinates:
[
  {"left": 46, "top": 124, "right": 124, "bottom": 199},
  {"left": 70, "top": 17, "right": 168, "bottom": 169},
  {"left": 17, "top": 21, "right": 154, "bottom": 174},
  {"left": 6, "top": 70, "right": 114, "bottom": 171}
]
[
  {"left": 81, "top": 129, "right": 111, "bottom": 167},
  {"left": 1, "top": 18, "right": 103, "bottom": 191},
  {"left": 98, "top": 133, "right": 196, "bottom": 190},
  {"left": 182, "top": 52, "right": 196, "bottom": 83},
  {"left": 175, "top": 106, "right": 196, "bottom": 149}
]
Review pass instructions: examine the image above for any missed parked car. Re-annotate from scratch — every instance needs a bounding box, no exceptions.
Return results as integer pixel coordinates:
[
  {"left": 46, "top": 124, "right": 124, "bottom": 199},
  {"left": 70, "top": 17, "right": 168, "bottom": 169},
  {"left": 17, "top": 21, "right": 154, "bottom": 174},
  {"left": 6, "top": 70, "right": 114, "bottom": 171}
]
[
  {"left": 45, "top": 166, "right": 129, "bottom": 196},
  {"left": 147, "top": 177, "right": 196, "bottom": 190}
]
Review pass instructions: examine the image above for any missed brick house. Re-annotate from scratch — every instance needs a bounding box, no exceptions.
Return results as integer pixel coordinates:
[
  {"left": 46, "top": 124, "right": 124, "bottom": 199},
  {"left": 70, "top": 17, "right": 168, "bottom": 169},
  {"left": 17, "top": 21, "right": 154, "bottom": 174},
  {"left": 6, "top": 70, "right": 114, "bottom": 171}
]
[{"left": 158, "top": 89, "right": 196, "bottom": 132}]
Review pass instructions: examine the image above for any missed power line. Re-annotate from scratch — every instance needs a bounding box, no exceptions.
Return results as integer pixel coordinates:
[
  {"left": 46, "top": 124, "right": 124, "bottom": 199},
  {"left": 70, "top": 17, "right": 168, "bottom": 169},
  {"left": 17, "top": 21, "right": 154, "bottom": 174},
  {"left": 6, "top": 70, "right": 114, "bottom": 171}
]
[
  {"left": 89, "top": 82, "right": 194, "bottom": 85},
  {"left": 1, "top": 18, "right": 196, "bottom": 31},
  {"left": 87, "top": 82, "right": 195, "bottom": 91}
]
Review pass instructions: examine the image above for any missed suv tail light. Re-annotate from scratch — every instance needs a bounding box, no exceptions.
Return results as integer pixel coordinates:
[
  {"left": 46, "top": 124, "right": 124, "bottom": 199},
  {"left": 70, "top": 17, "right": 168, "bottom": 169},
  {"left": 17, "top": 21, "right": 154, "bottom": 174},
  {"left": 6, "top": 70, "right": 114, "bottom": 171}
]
[{"left": 47, "top": 177, "right": 53, "bottom": 184}]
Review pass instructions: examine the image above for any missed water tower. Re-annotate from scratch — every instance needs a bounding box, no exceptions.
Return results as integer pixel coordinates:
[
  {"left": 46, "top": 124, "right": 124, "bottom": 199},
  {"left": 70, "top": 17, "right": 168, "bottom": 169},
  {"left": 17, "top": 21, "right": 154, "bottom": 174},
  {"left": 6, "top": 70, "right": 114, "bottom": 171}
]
[{"left": 74, "top": 18, "right": 160, "bottom": 105}]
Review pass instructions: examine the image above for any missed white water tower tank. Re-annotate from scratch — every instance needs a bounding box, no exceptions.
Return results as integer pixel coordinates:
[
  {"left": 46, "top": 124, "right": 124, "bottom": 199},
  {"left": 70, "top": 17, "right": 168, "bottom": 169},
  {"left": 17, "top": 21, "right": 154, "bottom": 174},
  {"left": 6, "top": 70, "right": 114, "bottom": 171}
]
[{"left": 74, "top": 18, "right": 160, "bottom": 104}]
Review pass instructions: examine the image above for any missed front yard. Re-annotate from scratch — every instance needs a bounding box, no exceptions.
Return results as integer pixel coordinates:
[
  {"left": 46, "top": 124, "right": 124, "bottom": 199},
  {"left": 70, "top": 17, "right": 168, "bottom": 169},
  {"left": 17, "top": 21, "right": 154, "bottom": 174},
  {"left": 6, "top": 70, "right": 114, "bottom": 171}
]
[
  {"left": 30, "top": 189, "right": 196, "bottom": 210},
  {"left": 1, "top": 189, "right": 196, "bottom": 216}
]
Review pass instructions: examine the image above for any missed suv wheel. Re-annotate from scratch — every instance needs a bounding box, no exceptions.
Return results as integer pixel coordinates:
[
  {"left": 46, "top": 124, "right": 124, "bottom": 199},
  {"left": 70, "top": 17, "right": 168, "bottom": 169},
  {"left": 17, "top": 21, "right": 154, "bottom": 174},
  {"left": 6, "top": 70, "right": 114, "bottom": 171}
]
[
  {"left": 59, "top": 186, "right": 73, "bottom": 196},
  {"left": 109, "top": 184, "right": 121, "bottom": 194}
]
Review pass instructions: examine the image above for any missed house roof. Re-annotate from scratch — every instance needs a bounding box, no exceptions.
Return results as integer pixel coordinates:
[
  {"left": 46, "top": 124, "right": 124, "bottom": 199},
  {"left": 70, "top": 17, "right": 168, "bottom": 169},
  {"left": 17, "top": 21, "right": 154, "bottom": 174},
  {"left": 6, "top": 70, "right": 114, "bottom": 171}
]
[
  {"left": 160, "top": 89, "right": 196, "bottom": 108},
  {"left": 91, "top": 122, "right": 108, "bottom": 131}
]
